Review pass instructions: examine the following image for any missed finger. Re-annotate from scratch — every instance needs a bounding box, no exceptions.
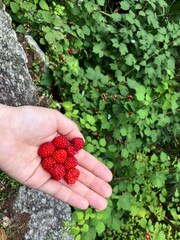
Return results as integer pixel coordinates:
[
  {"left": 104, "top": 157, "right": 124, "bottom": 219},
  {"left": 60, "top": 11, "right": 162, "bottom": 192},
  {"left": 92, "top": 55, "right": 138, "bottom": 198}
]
[
  {"left": 60, "top": 178, "right": 108, "bottom": 210},
  {"left": 24, "top": 164, "right": 109, "bottom": 210},
  {"left": 23, "top": 165, "right": 89, "bottom": 209},
  {"left": 76, "top": 150, "right": 113, "bottom": 182},
  {"left": 54, "top": 110, "right": 84, "bottom": 140},
  {"left": 39, "top": 179, "right": 90, "bottom": 210},
  {"left": 77, "top": 165, "right": 112, "bottom": 198}
]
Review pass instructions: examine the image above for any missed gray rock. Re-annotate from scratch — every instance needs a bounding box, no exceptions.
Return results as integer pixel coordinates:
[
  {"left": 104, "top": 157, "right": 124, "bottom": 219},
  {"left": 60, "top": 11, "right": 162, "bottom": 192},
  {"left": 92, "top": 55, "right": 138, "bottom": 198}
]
[
  {"left": 0, "top": 3, "right": 36, "bottom": 106},
  {"left": 0, "top": 2, "right": 74, "bottom": 239},
  {"left": 25, "top": 35, "right": 49, "bottom": 73},
  {"left": 13, "top": 186, "right": 74, "bottom": 240}
]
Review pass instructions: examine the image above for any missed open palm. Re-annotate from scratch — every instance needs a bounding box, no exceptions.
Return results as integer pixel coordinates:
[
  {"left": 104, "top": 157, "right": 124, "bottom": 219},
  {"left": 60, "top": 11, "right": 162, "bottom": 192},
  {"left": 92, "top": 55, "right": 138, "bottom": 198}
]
[{"left": 0, "top": 105, "right": 112, "bottom": 210}]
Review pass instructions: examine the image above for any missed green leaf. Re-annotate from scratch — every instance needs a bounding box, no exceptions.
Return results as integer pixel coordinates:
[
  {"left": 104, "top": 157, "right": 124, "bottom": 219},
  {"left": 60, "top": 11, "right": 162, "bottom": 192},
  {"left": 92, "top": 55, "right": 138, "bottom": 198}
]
[
  {"left": 99, "top": 138, "right": 106, "bottom": 147},
  {"left": 77, "top": 28, "right": 85, "bottom": 39},
  {"left": 174, "top": 188, "right": 179, "bottom": 198},
  {"left": 70, "top": 226, "right": 80, "bottom": 236},
  {"left": 152, "top": 172, "right": 167, "bottom": 188},
  {"left": 119, "top": 42, "right": 128, "bottom": 55},
  {"left": 159, "top": 194, "right": 166, "bottom": 203},
  {"left": 147, "top": 10, "right": 159, "bottom": 28},
  {"left": 90, "top": 126, "right": 97, "bottom": 132},
  {"left": 119, "top": 182, "right": 128, "bottom": 191},
  {"left": 136, "top": 86, "right": 146, "bottom": 101},
  {"left": 170, "top": 208, "right": 180, "bottom": 221},
  {"left": 144, "top": 127, "right": 151, "bottom": 136},
  {"left": 85, "top": 123, "right": 91, "bottom": 129},
  {"left": 120, "top": 127, "right": 127, "bottom": 136},
  {"left": 82, "top": 25, "right": 91, "bottom": 36},
  {"left": 126, "top": 13, "right": 135, "bottom": 24},
  {"left": 75, "top": 234, "right": 81, "bottom": 240},
  {"left": 111, "top": 38, "right": 119, "bottom": 48},
  {"left": 10, "top": 2, "right": 20, "bottom": 13},
  {"left": 84, "top": 2, "right": 96, "bottom": 13},
  {"left": 139, "top": 10, "right": 146, "bottom": 16},
  {"left": 42, "top": 11, "right": 52, "bottom": 23},
  {"left": 111, "top": 215, "right": 121, "bottom": 231},
  {"left": 78, "top": 219, "right": 85, "bottom": 225},
  {"left": 54, "top": 31, "right": 64, "bottom": 40},
  {"left": 138, "top": 218, "right": 147, "bottom": 229},
  {"left": 85, "top": 143, "right": 95, "bottom": 153},
  {"left": 93, "top": 42, "right": 107, "bottom": 58},
  {"left": 135, "top": 3, "right": 142, "bottom": 10},
  {"left": 137, "top": 109, "right": 149, "bottom": 119},
  {"left": 113, "top": 129, "right": 121, "bottom": 140},
  {"left": 101, "top": 121, "right": 110, "bottom": 129},
  {"left": 81, "top": 229, "right": 96, "bottom": 240},
  {"left": 81, "top": 224, "right": 89, "bottom": 233},
  {"left": 127, "top": 78, "right": 139, "bottom": 90},
  {"left": 111, "top": 13, "right": 122, "bottom": 22},
  {"left": 120, "top": 1, "right": 131, "bottom": 10},
  {"left": 125, "top": 54, "right": 136, "bottom": 66},
  {"left": 39, "top": 0, "right": 49, "bottom": 10},
  {"left": 121, "top": 148, "right": 129, "bottom": 158},
  {"left": 76, "top": 211, "right": 84, "bottom": 220},
  {"left": 40, "top": 73, "right": 52, "bottom": 87},
  {"left": 96, "top": 222, "right": 105, "bottom": 235},
  {"left": 86, "top": 114, "right": 95, "bottom": 125},
  {"left": 16, "top": 25, "right": 26, "bottom": 34},
  {"left": 45, "top": 32, "right": 55, "bottom": 44},
  {"left": 134, "top": 184, "right": 140, "bottom": 193},
  {"left": 52, "top": 16, "right": 62, "bottom": 26},
  {"left": 106, "top": 161, "right": 114, "bottom": 169},
  {"left": 108, "top": 145, "right": 117, "bottom": 152},
  {"left": 138, "top": 208, "right": 147, "bottom": 218},
  {"left": 116, "top": 70, "right": 125, "bottom": 82},
  {"left": 40, "top": 38, "right": 46, "bottom": 45},
  {"left": 171, "top": 94, "right": 179, "bottom": 114},
  {"left": 130, "top": 205, "right": 147, "bottom": 218},
  {"left": 85, "top": 67, "right": 97, "bottom": 80},
  {"left": 117, "top": 192, "right": 132, "bottom": 210},
  {"left": 157, "top": 114, "right": 170, "bottom": 127},
  {"left": 97, "top": 0, "right": 105, "bottom": 6},
  {"left": 160, "top": 151, "right": 168, "bottom": 162}
]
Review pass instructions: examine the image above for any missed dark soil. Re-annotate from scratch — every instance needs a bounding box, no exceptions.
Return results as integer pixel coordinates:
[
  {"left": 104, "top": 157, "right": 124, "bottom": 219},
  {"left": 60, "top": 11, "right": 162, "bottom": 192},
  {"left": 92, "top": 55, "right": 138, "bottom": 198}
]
[
  {"left": 0, "top": 180, "right": 30, "bottom": 240},
  {"left": 17, "top": 33, "right": 54, "bottom": 108}
]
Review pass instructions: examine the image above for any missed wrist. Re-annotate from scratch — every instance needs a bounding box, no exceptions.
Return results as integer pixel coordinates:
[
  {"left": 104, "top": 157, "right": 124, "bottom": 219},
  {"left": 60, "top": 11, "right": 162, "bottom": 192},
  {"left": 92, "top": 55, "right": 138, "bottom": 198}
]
[{"left": 0, "top": 104, "right": 13, "bottom": 165}]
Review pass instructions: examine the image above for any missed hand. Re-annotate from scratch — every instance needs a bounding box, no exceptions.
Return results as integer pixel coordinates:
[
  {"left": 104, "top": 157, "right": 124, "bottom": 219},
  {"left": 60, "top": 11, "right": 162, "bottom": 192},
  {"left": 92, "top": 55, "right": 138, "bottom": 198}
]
[{"left": 0, "top": 104, "right": 112, "bottom": 210}]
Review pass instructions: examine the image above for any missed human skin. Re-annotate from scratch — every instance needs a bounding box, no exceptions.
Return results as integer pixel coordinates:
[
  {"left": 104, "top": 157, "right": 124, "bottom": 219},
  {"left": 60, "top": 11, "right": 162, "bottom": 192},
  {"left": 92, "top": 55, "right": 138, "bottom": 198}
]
[{"left": 0, "top": 104, "right": 112, "bottom": 210}]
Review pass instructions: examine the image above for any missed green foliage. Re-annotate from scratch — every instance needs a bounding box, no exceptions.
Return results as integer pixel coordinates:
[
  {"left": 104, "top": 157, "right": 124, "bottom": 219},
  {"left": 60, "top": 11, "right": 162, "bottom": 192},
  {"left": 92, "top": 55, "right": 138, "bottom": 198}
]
[
  {"left": 0, "top": 172, "right": 21, "bottom": 200},
  {"left": 4, "top": 0, "right": 180, "bottom": 239}
]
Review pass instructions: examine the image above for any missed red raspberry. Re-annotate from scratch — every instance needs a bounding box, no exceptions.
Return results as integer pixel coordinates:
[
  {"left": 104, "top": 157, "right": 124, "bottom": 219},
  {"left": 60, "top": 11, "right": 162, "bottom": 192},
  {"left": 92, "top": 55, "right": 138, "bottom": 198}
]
[
  {"left": 53, "top": 149, "right": 67, "bottom": 164},
  {"left": 66, "top": 35, "right": 73, "bottom": 41},
  {"left": 66, "top": 145, "right": 77, "bottom": 156},
  {"left": 50, "top": 164, "right": 65, "bottom": 181},
  {"left": 52, "top": 135, "right": 70, "bottom": 149},
  {"left": 38, "top": 142, "right": 55, "bottom": 157},
  {"left": 41, "top": 157, "right": 56, "bottom": 172},
  {"left": 64, "top": 157, "right": 78, "bottom": 169},
  {"left": 68, "top": 48, "right": 74, "bottom": 54},
  {"left": 64, "top": 168, "right": 80, "bottom": 184},
  {"left": 127, "top": 111, "right": 133, "bottom": 116},
  {"left": 71, "top": 137, "right": 85, "bottom": 151}
]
